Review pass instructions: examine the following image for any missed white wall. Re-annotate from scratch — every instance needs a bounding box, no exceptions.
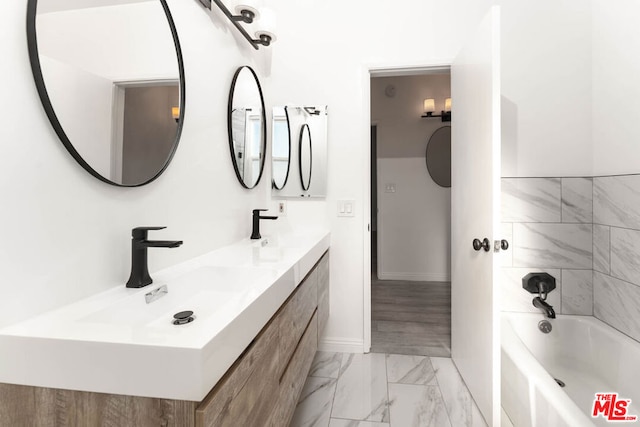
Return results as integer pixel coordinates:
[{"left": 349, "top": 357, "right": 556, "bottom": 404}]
[
  {"left": 0, "top": 0, "right": 606, "bottom": 355},
  {"left": 268, "top": 0, "right": 598, "bottom": 351},
  {"left": 377, "top": 158, "right": 451, "bottom": 281},
  {"left": 268, "top": 0, "right": 493, "bottom": 351},
  {"left": 40, "top": 55, "right": 113, "bottom": 177},
  {"left": 372, "top": 75, "right": 451, "bottom": 281},
  {"left": 591, "top": 0, "right": 640, "bottom": 176},
  {"left": 37, "top": 3, "right": 179, "bottom": 81},
  {"left": 499, "top": 0, "right": 592, "bottom": 178},
  {"left": 0, "top": 0, "right": 295, "bottom": 329}
]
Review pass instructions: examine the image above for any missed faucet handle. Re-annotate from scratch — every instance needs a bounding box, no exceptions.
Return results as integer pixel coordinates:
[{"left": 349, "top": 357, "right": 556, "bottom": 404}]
[{"left": 132, "top": 226, "right": 166, "bottom": 239}]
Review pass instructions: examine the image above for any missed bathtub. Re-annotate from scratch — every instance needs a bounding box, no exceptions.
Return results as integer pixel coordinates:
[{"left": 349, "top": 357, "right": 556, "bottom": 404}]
[{"left": 501, "top": 313, "right": 640, "bottom": 427}]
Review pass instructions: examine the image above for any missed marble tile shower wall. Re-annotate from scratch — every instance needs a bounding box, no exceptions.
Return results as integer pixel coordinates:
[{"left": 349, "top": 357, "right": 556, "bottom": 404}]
[
  {"left": 502, "top": 175, "right": 640, "bottom": 344},
  {"left": 501, "top": 177, "right": 594, "bottom": 316},
  {"left": 592, "top": 175, "right": 640, "bottom": 342}
]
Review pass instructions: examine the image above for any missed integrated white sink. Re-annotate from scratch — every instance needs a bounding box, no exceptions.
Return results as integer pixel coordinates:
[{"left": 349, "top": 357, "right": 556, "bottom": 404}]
[
  {"left": 0, "top": 230, "right": 330, "bottom": 401},
  {"left": 82, "top": 266, "right": 276, "bottom": 328}
]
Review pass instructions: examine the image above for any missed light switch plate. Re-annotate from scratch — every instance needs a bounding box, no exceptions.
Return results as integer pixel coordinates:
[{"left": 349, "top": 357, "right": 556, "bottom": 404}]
[
  {"left": 337, "top": 200, "right": 355, "bottom": 217},
  {"left": 277, "top": 201, "right": 287, "bottom": 216}
]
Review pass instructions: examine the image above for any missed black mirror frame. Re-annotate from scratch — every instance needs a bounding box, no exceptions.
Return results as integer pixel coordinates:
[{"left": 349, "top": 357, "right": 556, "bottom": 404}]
[
  {"left": 272, "top": 106, "right": 292, "bottom": 190},
  {"left": 26, "top": 0, "right": 186, "bottom": 187},
  {"left": 227, "top": 66, "right": 267, "bottom": 189},
  {"left": 298, "top": 123, "right": 312, "bottom": 191}
]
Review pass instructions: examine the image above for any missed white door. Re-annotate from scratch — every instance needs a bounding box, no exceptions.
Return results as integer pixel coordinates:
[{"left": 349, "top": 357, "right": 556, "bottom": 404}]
[{"left": 451, "top": 5, "right": 501, "bottom": 426}]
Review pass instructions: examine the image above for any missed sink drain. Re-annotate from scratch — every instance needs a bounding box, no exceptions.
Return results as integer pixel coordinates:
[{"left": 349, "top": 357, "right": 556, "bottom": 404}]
[
  {"left": 555, "top": 378, "right": 566, "bottom": 387},
  {"left": 173, "top": 310, "right": 195, "bottom": 325}
]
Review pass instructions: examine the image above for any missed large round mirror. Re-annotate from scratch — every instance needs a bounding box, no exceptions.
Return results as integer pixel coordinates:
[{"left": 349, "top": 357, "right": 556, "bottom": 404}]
[
  {"left": 426, "top": 126, "right": 451, "bottom": 188},
  {"left": 272, "top": 106, "right": 291, "bottom": 190},
  {"left": 299, "top": 124, "right": 312, "bottom": 191},
  {"left": 228, "top": 66, "right": 266, "bottom": 189},
  {"left": 27, "top": 0, "right": 185, "bottom": 187}
]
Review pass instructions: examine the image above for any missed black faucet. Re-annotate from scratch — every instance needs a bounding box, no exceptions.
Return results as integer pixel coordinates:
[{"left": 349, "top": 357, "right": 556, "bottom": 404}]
[
  {"left": 251, "top": 209, "right": 278, "bottom": 240},
  {"left": 531, "top": 281, "right": 556, "bottom": 318},
  {"left": 532, "top": 296, "right": 556, "bottom": 319},
  {"left": 126, "top": 226, "right": 183, "bottom": 288}
]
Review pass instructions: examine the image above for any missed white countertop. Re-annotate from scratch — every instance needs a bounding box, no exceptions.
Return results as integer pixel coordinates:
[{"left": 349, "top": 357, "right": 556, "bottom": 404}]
[{"left": 0, "top": 230, "right": 330, "bottom": 401}]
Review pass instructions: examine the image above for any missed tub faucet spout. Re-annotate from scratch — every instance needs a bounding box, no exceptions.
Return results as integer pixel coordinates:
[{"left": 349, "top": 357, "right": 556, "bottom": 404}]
[{"left": 532, "top": 297, "right": 556, "bottom": 319}]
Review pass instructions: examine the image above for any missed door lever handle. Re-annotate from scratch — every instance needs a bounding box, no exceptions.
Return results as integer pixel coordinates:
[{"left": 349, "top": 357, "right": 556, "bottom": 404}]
[{"left": 472, "top": 238, "right": 490, "bottom": 252}]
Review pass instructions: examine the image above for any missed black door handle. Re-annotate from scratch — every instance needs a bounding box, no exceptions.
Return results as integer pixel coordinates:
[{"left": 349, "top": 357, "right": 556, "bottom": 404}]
[
  {"left": 501, "top": 239, "right": 509, "bottom": 250},
  {"left": 472, "top": 238, "right": 490, "bottom": 252}
]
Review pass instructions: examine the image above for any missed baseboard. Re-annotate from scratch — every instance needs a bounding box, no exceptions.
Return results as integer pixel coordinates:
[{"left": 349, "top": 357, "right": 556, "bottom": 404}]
[
  {"left": 318, "top": 337, "right": 364, "bottom": 353},
  {"left": 377, "top": 272, "right": 450, "bottom": 282}
]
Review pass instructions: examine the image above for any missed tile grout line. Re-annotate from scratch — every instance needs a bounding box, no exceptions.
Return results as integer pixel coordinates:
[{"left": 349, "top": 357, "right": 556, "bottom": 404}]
[
  {"left": 429, "top": 357, "right": 455, "bottom": 427},
  {"left": 384, "top": 353, "right": 391, "bottom": 426},
  {"left": 327, "top": 352, "right": 344, "bottom": 422}
]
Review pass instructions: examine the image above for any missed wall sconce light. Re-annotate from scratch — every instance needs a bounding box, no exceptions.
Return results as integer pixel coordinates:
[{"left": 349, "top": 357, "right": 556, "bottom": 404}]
[
  {"left": 197, "top": 0, "right": 276, "bottom": 50},
  {"left": 421, "top": 97, "right": 452, "bottom": 122},
  {"left": 303, "top": 107, "right": 320, "bottom": 116},
  {"left": 172, "top": 107, "right": 180, "bottom": 123}
]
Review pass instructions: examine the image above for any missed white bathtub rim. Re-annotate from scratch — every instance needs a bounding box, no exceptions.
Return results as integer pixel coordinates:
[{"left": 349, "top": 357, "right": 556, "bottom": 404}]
[{"left": 501, "top": 314, "right": 596, "bottom": 426}]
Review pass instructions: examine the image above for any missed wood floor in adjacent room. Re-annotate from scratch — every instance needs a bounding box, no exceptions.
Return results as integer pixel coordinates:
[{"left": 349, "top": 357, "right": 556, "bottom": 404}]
[{"left": 371, "top": 277, "right": 452, "bottom": 357}]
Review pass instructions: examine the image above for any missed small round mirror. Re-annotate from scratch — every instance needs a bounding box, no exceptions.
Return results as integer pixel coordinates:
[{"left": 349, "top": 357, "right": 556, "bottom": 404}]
[
  {"left": 426, "top": 126, "right": 451, "bottom": 188},
  {"left": 299, "top": 124, "right": 312, "bottom": 191},
  {"left": 228, "top": 66, "right": 266, "bottom": 189},
  {"left": 271, "top": 106, "right": 291, "bottom": 190},
  {"left": 27, "top": 0, "right": 185, "bottom": 187}
]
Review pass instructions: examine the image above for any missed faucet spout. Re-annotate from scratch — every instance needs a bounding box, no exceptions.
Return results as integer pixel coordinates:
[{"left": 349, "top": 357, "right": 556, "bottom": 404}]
[
  {"left": 126, "top": 227, "right": 182, "bottom": 289},
  {"left": 137, "top": 240, "right": 183, "bottom": 248},
  {"left": 532, "top": 296, "right": 556, "bottom": 319}
]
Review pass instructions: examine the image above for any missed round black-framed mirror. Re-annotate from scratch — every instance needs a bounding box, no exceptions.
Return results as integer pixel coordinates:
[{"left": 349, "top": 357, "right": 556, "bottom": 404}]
[
  {"left": 228, "top": 66, "right": 267, "bottom": 189},
  {"left": 271, "top": 106, "right": 291, "bottom": 190},
  {"left": 26, "top": 0, "right": 186, "bottom": 187},
  {"left": 299, "top": 124, "right": 312, "bottom": 191},
  {"left": 426, "top": 126, "right": 451, "bottom": 188}
]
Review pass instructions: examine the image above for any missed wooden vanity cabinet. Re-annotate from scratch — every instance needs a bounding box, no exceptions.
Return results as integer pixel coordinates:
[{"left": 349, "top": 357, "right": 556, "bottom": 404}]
[
  {"left": 0, "top": 250, "right": 330, "bottom": 427},
  {"left": 196, "top": 250, "right": 324, "bottom": 427}
]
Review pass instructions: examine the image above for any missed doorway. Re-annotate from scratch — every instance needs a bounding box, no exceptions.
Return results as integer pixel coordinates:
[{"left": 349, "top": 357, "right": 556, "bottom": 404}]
[
  {"left": 111, "top": 79, "right": 179, "bottom": 184},
  {"left": 369, "top": 71, "right": 452, "bottom": 357}
]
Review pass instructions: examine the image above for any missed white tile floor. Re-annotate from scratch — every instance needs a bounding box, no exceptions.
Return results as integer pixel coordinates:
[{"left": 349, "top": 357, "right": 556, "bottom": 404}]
[{"left": 290, "top": 352, "right": 487, "bottom": 427}]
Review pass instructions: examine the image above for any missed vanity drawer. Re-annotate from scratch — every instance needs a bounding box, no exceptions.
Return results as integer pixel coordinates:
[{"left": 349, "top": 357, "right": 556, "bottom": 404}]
[
  {"left": 268, "top": 312, "right": 318, "bottom": 426},
  {"left": 317, "top": 251, "right": 330, "bottom": 336},
  {"left": 195, "top": 315, "right": 280, "bottom": 427},
  {"left": 278, "top": 267, "right": 318, "bottom": 376}
]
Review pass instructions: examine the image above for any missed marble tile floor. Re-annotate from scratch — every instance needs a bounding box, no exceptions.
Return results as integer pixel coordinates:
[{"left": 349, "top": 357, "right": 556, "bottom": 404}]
[{"left": 290, "top": 351, "right": 486, "bottom": 427}]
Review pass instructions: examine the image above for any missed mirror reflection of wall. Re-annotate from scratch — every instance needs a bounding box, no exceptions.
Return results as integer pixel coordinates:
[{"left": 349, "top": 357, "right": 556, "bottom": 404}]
[
  {"left": 30, "top": 0, "right": 184, "bottom": 186},
  {"left": 272, "top": 105, "right": 328, "bottom": 198},
  {"left": 271, "top": 106, "right": 291, "bottom": 190},
  {"left": 228, "top": 66, "right": 266, "bottom": 189}
]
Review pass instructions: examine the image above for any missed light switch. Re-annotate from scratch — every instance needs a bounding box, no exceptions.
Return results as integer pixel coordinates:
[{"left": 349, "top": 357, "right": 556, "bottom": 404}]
[
  {"left": 384, "top": 183, "right": 396, "bottom": 193},
  {"left": 337, "top": 200, "right": 355, "bottom": 217},
  {"left": 277, "top": 201, "right": 287, "bottom": 216}
]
